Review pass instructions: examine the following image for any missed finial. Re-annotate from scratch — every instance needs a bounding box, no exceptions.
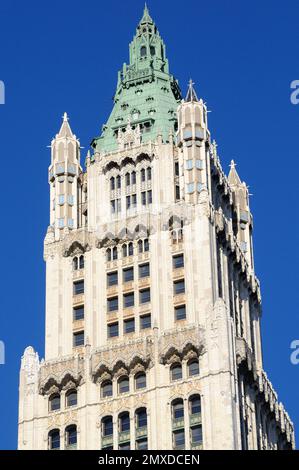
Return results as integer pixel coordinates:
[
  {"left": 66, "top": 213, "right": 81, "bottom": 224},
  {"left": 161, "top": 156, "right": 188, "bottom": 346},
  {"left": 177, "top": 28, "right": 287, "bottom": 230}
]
[
  {"left": 63, "top": 112, "right": 68, "bottom": 122},
  {"left": 229, "top": 159, "right": 236, "bottom": 170},
  {"left": 185, "top": 78, "right": 199, "bottom": 102}
]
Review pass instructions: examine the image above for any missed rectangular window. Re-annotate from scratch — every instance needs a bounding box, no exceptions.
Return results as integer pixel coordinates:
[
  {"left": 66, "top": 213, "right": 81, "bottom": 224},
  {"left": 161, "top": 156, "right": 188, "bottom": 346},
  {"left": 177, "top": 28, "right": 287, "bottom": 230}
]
[
  {"left": 175, "top": 185, "right": 180, "bottom": 200},
  {"left": 174, "top": 279, "right": 185, "bottom": 295},
  {"left": 186, "top": 182, "right": 195, "bottom": 194},
  {"left": 58, "top": 218, "right": 64, "bottom": 228},
  {"left": 107, "top": 271, "right": 118, "bottom": 287},
  {"left": 108, "top": 322, "right": 119, "bottom": 338},
  {"left": 123, "top": 267, "right": 134, "bottom": 282},
  {"left": 107, "top": 296, "right": 118, "bottom": 312},
  {"left": 141, "top": 191, "right": 146, "bottom": 206},
  {"left": 58, "top": 194, "right": 65, "bottom": 205},
  {"left": 196, "top": 159, "right": 204, "bottom": 170},
  {"left": 173, "top": 254, "right": 184, "bottom": 269},
  {"left": 123, "top": 292, "right": 134, "bottom": 308},
  {"left": 111, "top": 200, "right": 116, "bottom": 213},
  {"left": 173, "top": 430, "right": 185, "bottom": 449},
  {"left": 124, "top": 318, "right": 135, "bottom": 334},
  {"left": 140, "top": 314, "right": 151, "bottom": 329},
  {"left": 147, "top": 190, "right": 152, "bottom": 204},
  {"left": 73, "top": 280, "right": 84, "bottom": 295},
  {"left": 191, "top": 426, "right": 202, "bottom": 445},
  {"left": 68, "top": 218, "right": 74, "bottom": 228},
  {"left": 132, "top": 194, "right": 137, "bottom": 207},
  {"left": 139, "top": 288, "right": 150, "bottom": 304},
  {"left": 116, "top": 198, "right": 121, "bottom": 213},
  {"left": 175, "top": 161, "right": 179, "bottom": 176},
  {"left": 186, "top": 159, "right": 193, "bottom": 170},
  {"left": 139, "top": 263, "right": 150, "bottom": 278},
  {"left": 126, "top": 195, "right": 131, "bottom": 210},
  {"left": 136, "top": 439, "right": 148, "bottom": 450},
  {"left": 73, "top": 331, "right": 84, "bottom": 347},
  {"left": 73, "top": 305, "right": 84, "bottom": 321},
  {"left": 67, "top": 195, "right": 74, "bottom": 205},
  {"left": 175, "top": 305, "right": 186, "bottom": 321}
]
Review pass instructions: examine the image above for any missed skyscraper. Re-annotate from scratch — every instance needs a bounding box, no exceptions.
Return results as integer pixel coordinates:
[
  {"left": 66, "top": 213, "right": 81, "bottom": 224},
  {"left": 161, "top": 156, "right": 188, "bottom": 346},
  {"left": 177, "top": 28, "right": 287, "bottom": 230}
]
[{"left": 18, "top": 5, "right": 295, "bottom": 450}]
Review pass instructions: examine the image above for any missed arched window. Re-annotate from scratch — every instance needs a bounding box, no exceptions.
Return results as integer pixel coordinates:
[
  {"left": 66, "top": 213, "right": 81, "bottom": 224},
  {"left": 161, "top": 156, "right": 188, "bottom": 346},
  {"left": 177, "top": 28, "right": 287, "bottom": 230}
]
[
  {"left": 135, "top": 372, "right": 146, "bottom": 390},
  {"left": 147, "top": 167, "right": 152, "bottom": 180},
  {"left": 171, "top": 363, "right": 182, "bottom": 381},
  {"left": 106, "top": 248, "right": 111, "bottom": 262},
  {"left": 140, "top": 46, "right": 146, "bottom": 57},
  {"left": 102, "top": 416, "right": 113, "bottom": 437},
  {"left": 119, "top": 412, "right": 130, "bottom": 432},
  {"left": 188, "top": 359, "right": 199, "bottom": 377},
  {"left": 48, "top": 429, "right": 60, "bottom": 450},
  {"left": 116, "top": 175, "right": 121, "bottom": 189},
  {"left": 144, "top": 238, "right": 149, "bottom": 252},
  {"left": 66, "top": 390, "right": 77, "bottom": 407},
  {"left": 150, "top": 46, "right": 155, "bottom": 56},
  {"left": 101, "top": 380, "right": 113, "bottom": 398},
  {"left": 138, "top": 239, "right": 143, "bottom": 253},
  {"left": 118, "top": 376, "right": 129, "bottom": 394},
  {"left": 73, "top": 257, "right": 78, "bottom": 271},
  {"left": 125, "top": 172, "right": 130, "bottom": 186},
  {"left": 131, "top": 171, "right": 136, "bottom": 184},
  {"left": 79, "top": 255, "right": 84, "bottom": 270},
  {"left": 122, "top": 244, "right": 128, "bottom": 258},
  {"left": 141, "top": 168, "right": 146, "bottom": 182},
  {"left": 112, "top": 246, "right": 118, "bottom": 260},
  {"left": 172, "top": 399, "right": 184, "bottom": 420},
  {"left": 135, "top": 407, "right": 147, "bottom": 428},
  {"left": 65, "top": 425, "right": 77, "bottom": 449},
  {"left": 128, "top": 242, "right": 133, "bottom": 256},
  {"left": 49, "top": 394, "right": 60, "bottom": 412},
  {"left": 110, "top": 177, "right": 115, "bottom": 191},
  {"left": 189, "top": 395, "right": 201, "bottom": 415}
]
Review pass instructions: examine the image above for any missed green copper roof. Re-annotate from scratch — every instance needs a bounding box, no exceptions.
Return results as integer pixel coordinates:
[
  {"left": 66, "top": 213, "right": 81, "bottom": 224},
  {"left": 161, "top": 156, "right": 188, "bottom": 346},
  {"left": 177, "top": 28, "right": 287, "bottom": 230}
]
[{"left": 92, "top": 5, "right": 182, "bottom": 154}]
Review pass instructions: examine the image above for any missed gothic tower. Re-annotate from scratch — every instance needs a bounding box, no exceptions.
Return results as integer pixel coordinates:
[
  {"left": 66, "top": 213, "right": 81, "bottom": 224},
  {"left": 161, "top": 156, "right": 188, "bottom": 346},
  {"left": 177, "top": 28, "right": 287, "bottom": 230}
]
[{"left": 18, "top": 5, "right": 295, "bottom": 450}]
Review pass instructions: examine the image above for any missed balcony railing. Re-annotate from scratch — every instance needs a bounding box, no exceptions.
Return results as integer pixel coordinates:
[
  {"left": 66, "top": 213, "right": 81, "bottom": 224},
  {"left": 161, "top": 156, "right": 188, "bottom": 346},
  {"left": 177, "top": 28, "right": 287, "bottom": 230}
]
[
  {"left": 136, "top": 426, "right": 147, "bottom": 438},
  {"left": 119, "top": 430, "right": 130, "bottom": 443},
  {"left": 191, "top": 442, "right": 203, "bottom": 450},
  {"left": 102, "top": 435, "right": 113, "bottom": 447},
  {"left": 190, "top": 413, "right": 202, "bottom": 426},
  {"left": 65, "top": 443, "right": 77, "bottom": 450},
  {"left": 172, "top": 417, "right": 185, "bottom": 430}
]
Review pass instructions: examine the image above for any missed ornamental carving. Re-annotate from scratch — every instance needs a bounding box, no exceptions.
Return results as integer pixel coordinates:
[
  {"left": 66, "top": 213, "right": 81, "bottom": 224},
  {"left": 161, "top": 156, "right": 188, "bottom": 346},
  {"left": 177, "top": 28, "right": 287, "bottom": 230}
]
[
  {"left": 39, "top": 354, "right": 85, "bottom": 395},
  {"left": 158, "top": 324, "right": 205, "bottom": 364}
]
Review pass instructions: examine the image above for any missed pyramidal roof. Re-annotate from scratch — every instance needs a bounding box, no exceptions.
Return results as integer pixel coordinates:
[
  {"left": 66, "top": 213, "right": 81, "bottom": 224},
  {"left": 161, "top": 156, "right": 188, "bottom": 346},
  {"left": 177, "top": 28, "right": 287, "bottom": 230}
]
[
  {"left": 228, "top": 160, "right": 242, "bottom": 186},
  {"left": 57, "top": 112, "right": 74, "bottom": 139},
  {"left": 92, "top": 5, "right": 181, "bottom": 154},
  {"left": 185, "top": 79, "right": 199, "bottom": 102}
]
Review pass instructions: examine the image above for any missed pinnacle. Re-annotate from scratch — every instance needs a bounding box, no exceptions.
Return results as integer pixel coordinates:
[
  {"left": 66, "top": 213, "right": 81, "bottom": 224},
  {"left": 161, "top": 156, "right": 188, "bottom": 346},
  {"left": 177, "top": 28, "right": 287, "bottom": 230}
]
[{"left": 185, "top": 79, "right": 199, "bottom": 102}]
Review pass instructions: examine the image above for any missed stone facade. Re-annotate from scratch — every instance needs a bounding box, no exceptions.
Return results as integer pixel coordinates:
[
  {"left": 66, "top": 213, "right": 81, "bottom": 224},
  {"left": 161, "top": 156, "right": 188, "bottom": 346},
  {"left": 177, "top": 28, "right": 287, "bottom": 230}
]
[{"left": 18, "top": 6, "right": 295, "bottom": 450}]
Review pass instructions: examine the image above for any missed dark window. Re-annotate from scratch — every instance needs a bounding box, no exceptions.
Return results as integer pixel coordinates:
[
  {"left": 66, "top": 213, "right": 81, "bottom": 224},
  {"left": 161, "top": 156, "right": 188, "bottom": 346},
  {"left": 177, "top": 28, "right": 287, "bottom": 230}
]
[
  {"left": 141, "top": 191, "right": 146, "bottom": 205},
  {"left": 119, "top": 412, "right": 130, "bottom": 432},
  {"left": 150, "top": 46, "right": 155, "bottom": 56},
  {"left": 116, "top": 175, "right": 121, "bottom": 189},
  {"left": 140, "top": 46, "right": 147, "bottom": 57},
  {"left": 173, "top": 430, "right": 185, "bottom": 449},
  {"left": 107, "top": 271, "right": 118, "bottom": 287},
  {"left": 175, "top": 161, "right": 179, "bottom": 176},
  {"left": 123, "top": 267, "right": 134, "bottom": 283},
  {"left": 132, "top": 194, "right": 137, "bottom": 207},
  {"left": 173, "top": 400, "right": 184, "bottom": 419},
  {"left": 119, "top": 443, "right": 130, "bottom": 450},
  {"left": 144, "top": 239, "right": 149, "bottom": 252},
  {"left": 136, "top": 408, "right": 147, "bottom": 428},
  {"left": 171, "top": 364, "right": 182, "bottom": 381},
  {"left": 73, "top": 331, "right": 84, "bottom": 347},
  {"left": 141, "top": 168, "right": 146, "bottom": 182},
  {"left": 147, "top": 167, "right": 152, "bottom": 180},
  {"left": 66, "top": 425, "right": 77, "bottom": 446},
  {"left": 190, "top": 396, "right": 201, "bottom": 415},
  {"left": 79, "top": 255, "right": 84, "bottom": 269},
  {"left": 175, "top": 185, "right": 180, "bottom": 200},
  {"left": 135, "top": 373, "right": 146, "bottom": 390},
  {"left": 49, "top": 429, "right": 60, "bottom": 450},
  {"left": 49, "top": 394, "right": 60, "bottom": 412},
  {"left": 140, "top": 314, "right": 151, "bottom": 329},
  {"left": 128, "top": 242, "right": 133, "bottom": 256},
  {"left": 106, "top": 249, "right": 111, "bottom": 262},
  {"left": 111, "top": 200, "right": 116, "bottom": 213},
  {"left": 118, "top": 377, "right": 129, "bottom": 394},
  {"left": 112, "top": 247, "right": 118, "bottom": 260},
  {"left": 138, "top": 239, "right": 143, "bottom": 253},
  {"left": 140, "top": 288, "right": 150, "bottom": 304},
  {"left": 102, "top": 416, "right": 113, "bottom": 436},
  {"left": 125, "top": 172, "right": 130, "bottom": 186},
  {"left": 173, "top": 254, "right": 184, "bottom": 269},
  {"left": 123, "top": 292, "right": 134, "bottom": 309},
  {"left": 124, "top": 318, "right": 135, "bottom": 334},
  {"left": 174, "top": 279, "right": 185, "bottom": 295},
  {"left": 175, "top": 305, "right": 186, "bottom": 321},
  {"left": 108, "top": 322, "right": 119, "bottom": 338},
  {"left": 147, "top": 190, "right": 152, "bottom": 204},
  {"left": 107, "top": 296, "right": 118, "bottom": 312},
  {"left": 139, "top": 263, "right": 150, "bottom": 278},
  {"left": 73, "top": 305, "right": 84, "bottom": 321},
  {"left": 188, "top": 360, "right": 199, "bottom": 377},
  {"left": 191, "top": 426, "right": 202, "bottom": 445},
  {"left": 110, "top": 177, "right": 115, "bottom": 191},
  {"left": 66, "top": 390, "right": 77, "bottom": 407},
  {"left": 126, "top": 195, "right": 131, "bottom": 209},
  {"left": 122, "top": 244, "right": 128, "bottom": 257},
  {"left": 73, "top": 257, "right": 78, "bottom": 270},
  {"left": 73, "top": 280, "right": 84, "bottom": 295},
  {"left": 136, "top": 438, "right": 147, "bottom": 449},
  {"left": 101, "top": 381, "right": 112, "bottom": 398},
  {"left": 132, "top": 171, "right": 136, "bottom": 184}
]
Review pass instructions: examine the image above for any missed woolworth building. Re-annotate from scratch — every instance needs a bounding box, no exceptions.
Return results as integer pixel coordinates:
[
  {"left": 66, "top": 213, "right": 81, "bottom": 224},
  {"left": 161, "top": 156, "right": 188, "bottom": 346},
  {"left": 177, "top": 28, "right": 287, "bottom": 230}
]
[{"left": 18, "top": 5, "right": 295, "bottom": 450}]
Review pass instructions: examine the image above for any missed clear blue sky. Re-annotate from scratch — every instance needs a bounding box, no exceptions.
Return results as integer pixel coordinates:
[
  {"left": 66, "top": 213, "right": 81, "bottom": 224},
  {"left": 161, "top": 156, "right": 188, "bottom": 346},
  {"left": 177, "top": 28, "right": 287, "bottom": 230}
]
[{"left": 0, "top": 0, "right": 298, "bottom": 449}]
